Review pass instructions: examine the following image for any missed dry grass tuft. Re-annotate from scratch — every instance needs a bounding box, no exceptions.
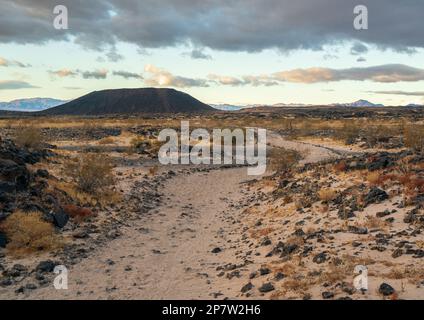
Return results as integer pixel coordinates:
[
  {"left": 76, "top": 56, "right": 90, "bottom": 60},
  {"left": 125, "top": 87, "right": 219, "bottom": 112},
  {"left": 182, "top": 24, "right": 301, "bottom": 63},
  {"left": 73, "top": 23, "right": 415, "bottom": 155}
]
[
  {"left": 366, "top": 171, "right": 381, "bottom": 185},
  {"left": 318, "top": 188, "right": 337, "bottom": 203},
  {"left": 14, "top": 126, "right": 43, "bottom": 149},
  {"left": 268, "top": 148, "right": 301, "bottom": 173},
  {"left": 148, "top": 165, "right": 159, "bottom": 176},
  {"left": 404, "top": 123, "right": 424, "bottom": 153},
  {"left": 98, "top": 136, "right": 115, "bottom": 145},
  {"left": 0, "top": 211, "right": 61, "bottom": 255}
]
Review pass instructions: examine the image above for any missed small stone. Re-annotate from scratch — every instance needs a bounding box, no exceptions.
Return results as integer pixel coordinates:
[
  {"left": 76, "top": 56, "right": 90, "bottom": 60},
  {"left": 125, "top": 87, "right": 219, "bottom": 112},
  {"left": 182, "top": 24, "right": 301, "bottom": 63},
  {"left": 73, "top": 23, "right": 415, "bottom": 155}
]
[
  {"left": 379, "top": 283, "right": 395, "bottom": 296},
  {"left": 313, "top": 252, "right": 328, "bottom": 264},
  {"left": 36, "top": 260, "right": 57, "bottom": 273},
  {"left": 392, "top": 249, "right": 403, "bottom": 258},
  {"left": 322, "top": 291, "right": 334, "bottom": 299},
  {"left": 259, "top": 267, "right": 271, "bottom": 276},
  {"left": 274, "top": 272, "right": 285, "bottom": 281},
  {"left": 258, "top": 282, "right": 275, "bottom": 293},
  {"left": 211, "top": 247, "right": 222, "bottom": 253},
  {"left": 25, "top": 283, "right": 37, "bottom": 290},
  {"left": 241, "top": 282, "right": 254, "bottom": 293}
]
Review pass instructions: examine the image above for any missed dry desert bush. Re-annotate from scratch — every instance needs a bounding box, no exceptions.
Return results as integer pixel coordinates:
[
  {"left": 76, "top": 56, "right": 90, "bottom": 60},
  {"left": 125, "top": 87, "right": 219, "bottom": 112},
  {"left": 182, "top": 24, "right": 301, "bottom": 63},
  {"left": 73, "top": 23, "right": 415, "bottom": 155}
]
[
  {"left": 0, "top": 211, "right": 61, "bottom": 255},
  {"left": 130, "top": 135, "right": 162, "bottom": 154},
  {"left": 366, "top": 171, "right": 381, "bottom": 185},
  {"left": 64, "top": 153, "right": 115, "bottom": 195},
  {"left": 148, "top": 165, "right": 159, "bottom": 176},
  {"left": 14, "top": 126, "right": 43, "bottom": 149},
  {"left": 268, "top": 147, "right": 301, "bottom": 173},
  {"left": 98, "top": 136, "right": 115, "bottom": 145},
  {"left": 404, "top": 123, "right": 424, "bottom": 153},
  {"left": 318, "top": 188, "right": 337, "bottom": 203}
]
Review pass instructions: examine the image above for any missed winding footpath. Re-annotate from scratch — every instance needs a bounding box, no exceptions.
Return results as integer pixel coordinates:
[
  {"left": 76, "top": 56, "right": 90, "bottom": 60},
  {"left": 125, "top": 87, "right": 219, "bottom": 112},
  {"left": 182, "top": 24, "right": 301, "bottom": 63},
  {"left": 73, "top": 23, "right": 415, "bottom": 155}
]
[{"left": 8, "top": 133, "right": 343, "bottom": 299}]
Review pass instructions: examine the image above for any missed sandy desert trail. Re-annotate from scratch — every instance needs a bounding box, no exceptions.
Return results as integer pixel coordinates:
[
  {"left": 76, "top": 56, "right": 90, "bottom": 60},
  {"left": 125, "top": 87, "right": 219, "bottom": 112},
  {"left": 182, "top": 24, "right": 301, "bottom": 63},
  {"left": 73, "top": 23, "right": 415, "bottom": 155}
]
[{"left": 10, "top": 133, "right": 341, "bottom": 300}]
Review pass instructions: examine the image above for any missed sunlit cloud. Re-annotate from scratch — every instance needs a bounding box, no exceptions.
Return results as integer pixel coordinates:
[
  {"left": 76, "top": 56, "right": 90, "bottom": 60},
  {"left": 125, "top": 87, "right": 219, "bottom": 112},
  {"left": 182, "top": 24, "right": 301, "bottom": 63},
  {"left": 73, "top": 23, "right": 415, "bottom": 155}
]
[
  {"left": 144, "top": 64, "right": 209, "bottom": 88},
  {"left": 0, "top": 56, "right": 30, "bottom": 67}
]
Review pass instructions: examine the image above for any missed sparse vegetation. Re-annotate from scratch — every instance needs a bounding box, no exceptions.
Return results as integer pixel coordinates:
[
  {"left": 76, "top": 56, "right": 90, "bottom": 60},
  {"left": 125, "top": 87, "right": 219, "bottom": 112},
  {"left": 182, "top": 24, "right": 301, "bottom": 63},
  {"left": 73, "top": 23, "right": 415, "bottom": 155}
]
[
  {"left": 64, "top": 153, "right": 115, "bottom": 195},
  {"left": 14, "top": 126, "right": 43, "bottom": 149},
  {"left": 98, "top": 136, "right": 115, "bottom": 144},
  {"left": 268, "top": 147, "right": 301, "bottom": 172},
  {"left": 0, "top": 211, "right": 61, "bottom": 255},
  {"left": 318, "top": 188, "right": 337, "bottom": 203},
  {"left": 404, "top": 123, "right": 424, "bottom": 153}
]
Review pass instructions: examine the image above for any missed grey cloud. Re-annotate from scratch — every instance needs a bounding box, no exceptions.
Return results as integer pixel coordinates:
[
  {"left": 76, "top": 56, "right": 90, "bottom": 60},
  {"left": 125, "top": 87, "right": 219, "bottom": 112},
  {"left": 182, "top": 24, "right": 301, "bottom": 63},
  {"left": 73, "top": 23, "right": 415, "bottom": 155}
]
[
  {"left": 184, "top": 49, "right": 212, "bottom": 60},
  {"left": 0, "top": 80, "right": 38, "bottom": 89},
  {"left": 81, "top": 69, "right": 108, "bottom": 79},
  {"left": 113, "top": 70, "right": 143, "bottom": 80},
  {"left": 368, "top": 90, "right": 424, "bottom": 96},
  {"left": 49, "top": 68, "right": 108, "bottom": 79},
  {"left": 350, "top": 42, "right": 368, "bottom": 55},
  {"left": 106, "top": 47, "right": 124, "bottom": 62},
  {"left": 208, "top": 74, "right": 278, "bottom": 87},
  {"left": 0, "top": 1, "right": 423, "bottom": 53}
]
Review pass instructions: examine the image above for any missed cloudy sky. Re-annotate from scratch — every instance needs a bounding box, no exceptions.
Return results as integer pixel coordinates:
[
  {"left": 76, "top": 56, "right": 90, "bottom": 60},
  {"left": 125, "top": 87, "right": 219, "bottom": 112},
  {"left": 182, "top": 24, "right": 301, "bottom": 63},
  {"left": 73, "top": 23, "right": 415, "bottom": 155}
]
[{"left": 1, "top": 0, "right": 424, "bottom": 105}]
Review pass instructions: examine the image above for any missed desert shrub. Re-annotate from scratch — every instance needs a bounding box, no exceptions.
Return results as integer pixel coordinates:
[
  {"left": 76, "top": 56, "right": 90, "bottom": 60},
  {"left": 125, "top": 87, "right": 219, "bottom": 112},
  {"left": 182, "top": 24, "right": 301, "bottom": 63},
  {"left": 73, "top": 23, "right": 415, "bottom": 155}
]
[
  {"left": 268, "top": 148, "right": 301, "bottom": 172},
  {"left": 98, "top": 136, "right": 115, "bottom": 145},
  {"left": 318, "top": 188, "right": 337, "bottom": 203},
  {"left": 14, "top": 126, "right": 43, "bottom": 149},
  {"left": 148, "top": 165, "right": 159, "bottom": 176},
  {"left": 362, "top": 123, "right": 400, "bottom": 148},
  {"left": 64, "top": 153, "right": 115, "bottom": 194},
  {"left": 0, "top": 211, "right": 60, "bottom": 254},
  {"left": 130, "top": 136, "right": 162, "bottom": 154},
  {"left": 404, "top": 124, "right": 424, "bottom": 153},
  {"left": 339, "top": 121, "right": 361, "bottom": 144},
  {"left": 366, "top": 171, "right": 381, "bottom": 185}
]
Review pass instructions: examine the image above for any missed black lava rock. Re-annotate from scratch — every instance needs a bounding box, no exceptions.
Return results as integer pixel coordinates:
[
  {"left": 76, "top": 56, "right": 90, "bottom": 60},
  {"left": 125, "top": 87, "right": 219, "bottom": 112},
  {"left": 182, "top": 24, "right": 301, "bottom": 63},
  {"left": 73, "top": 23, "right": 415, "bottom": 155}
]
[
  {"left": 53, "top": 210, "right": 69, "bottom": 229},
  {"left": 364, "top": 187, "right": 389, "bottom": 206},
  {"left": 258, "top": 282, "right": 275, "bottom": 293},
  {"left": 322, "top": 291, "right": 334, "bottom": 299},
  {"left": 379, "top": 283, "right": 395, "bottom": 296},
  {"left": 0, "top": 231, "right": 7, "bottom": 248},
  {"left": 313, "top": 252, "right": 328, "bottom": 264},
  {"left": 241, "top": 282, "right": 254, "bottom": 293},
  {"left": 36, "top": 260, "right": 57, "bottom": 273}
]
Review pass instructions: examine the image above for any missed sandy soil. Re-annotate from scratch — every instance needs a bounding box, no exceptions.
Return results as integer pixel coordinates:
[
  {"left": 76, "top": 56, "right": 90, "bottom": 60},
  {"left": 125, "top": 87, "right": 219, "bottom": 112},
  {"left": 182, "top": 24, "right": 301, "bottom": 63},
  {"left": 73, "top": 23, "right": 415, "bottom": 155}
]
[
  {"left": 0, "top": 132, "right": 333, "bottom": 299},
  {"left": 2, "top": 132, "right": 422, "bottom": 300}
]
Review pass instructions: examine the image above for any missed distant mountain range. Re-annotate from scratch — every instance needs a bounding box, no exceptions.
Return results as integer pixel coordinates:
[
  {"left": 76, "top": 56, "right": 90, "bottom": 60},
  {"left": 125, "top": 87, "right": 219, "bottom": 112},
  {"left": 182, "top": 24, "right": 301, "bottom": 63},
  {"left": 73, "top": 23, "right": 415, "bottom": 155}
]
[
  {"left": 0, "top": 98, "right": 66, "bottom": 112},
  {"left": 212, "top": 100, "right": 424, "bottom": 110},
  {"left": 331, "top": 99, "right": 385, "bottom": 107},
  {"left": 40, "top": 88, "right": 214, "bottom": 115},
  {"left": 211, "top": 100, "right": 386, "bottom": 110},
  {"left": 2, "top": 95, "right": 422, "bottom": 115}
]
